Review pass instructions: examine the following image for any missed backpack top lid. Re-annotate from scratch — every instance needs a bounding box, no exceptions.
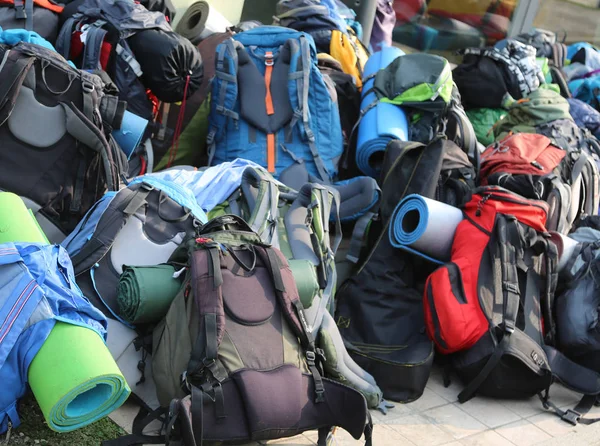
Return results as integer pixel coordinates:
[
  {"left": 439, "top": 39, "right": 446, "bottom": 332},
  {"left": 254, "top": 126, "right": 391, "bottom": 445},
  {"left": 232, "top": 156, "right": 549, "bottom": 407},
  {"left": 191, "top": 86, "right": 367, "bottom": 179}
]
[
  {"left": 234, "top": 25, "right": 318, "bottom": 55},
  {"left": 374, "top": 53, "right": 453, "bottom": 105},
  {"left": 76, "top": 0, "right": 172, "bottom": 37},
  {"left": 464, "top": 186, "right": 549, "bottom": 234},
  {"left": 494, "top": 88, "right": 572, "bottom": 139}
]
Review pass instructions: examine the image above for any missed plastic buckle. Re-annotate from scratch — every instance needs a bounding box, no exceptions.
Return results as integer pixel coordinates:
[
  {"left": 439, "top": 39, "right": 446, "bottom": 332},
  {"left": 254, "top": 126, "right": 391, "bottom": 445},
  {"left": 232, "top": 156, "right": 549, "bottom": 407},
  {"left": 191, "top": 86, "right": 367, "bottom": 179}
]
[
  {"left": 82, "top": 81, "right": 95, "bottom": 94},
  {"left": 306, "top": 351, "right": 316, "bottom": 364},
  {"left": 561, "top": 409, "right": 581, "bottom": 426},
  {"left": 265, "top": 56, "right": 274, "bottom": 66},
  {"left": 14, "top": 5, "right": 26, "bottom": 20}
]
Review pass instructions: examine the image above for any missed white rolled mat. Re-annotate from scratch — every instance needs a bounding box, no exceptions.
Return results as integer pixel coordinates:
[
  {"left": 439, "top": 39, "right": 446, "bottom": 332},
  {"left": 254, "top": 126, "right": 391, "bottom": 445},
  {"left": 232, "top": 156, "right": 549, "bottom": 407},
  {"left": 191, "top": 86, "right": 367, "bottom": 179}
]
[
  {"left": 174, "top": 0, "right": 232, "bottom": 43},
  {"left": 388, "top": 194, "right": 464, "bottom": 263},
  {"left": 549, "top": 231, "right": 580, "bottom": 272}
]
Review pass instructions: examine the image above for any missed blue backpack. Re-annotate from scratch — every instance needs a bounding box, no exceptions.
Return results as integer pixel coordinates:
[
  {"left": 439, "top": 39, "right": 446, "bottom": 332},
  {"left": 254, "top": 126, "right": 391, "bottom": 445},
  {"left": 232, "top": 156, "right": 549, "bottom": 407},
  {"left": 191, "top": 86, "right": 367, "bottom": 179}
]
[{"left": 207, "top": 26, "right": 344, "bottom": 184}]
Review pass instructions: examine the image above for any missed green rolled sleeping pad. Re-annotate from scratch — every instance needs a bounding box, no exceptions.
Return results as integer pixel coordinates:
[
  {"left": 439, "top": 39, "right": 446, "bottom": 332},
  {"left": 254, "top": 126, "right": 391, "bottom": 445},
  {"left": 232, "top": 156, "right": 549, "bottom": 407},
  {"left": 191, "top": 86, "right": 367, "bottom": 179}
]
[
  {"left": 29, "top": 322, "right": 130, "bottom": 432},
  {"left": 288, "top": 259, "right": 320, "bottom": 308},
  {"left": 117, "top": 265, "right": 183, "bottom": 324},
  {"left": 0, "top": 192, "right": 49, "bottom": 244},
  {"left": 0, "top": 192, "right": 131, "bottom": 432}
]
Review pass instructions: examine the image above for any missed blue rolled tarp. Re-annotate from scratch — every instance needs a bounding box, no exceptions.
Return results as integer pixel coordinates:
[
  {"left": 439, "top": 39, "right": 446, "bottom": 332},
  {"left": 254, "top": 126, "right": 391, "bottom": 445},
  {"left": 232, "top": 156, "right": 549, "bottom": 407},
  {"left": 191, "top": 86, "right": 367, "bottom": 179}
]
[
  {"left": 356, "top": 46, "right": 409, "bottom": 178},
  {"left": 388, "top": 194, "right": 463, "bottom": 264}
]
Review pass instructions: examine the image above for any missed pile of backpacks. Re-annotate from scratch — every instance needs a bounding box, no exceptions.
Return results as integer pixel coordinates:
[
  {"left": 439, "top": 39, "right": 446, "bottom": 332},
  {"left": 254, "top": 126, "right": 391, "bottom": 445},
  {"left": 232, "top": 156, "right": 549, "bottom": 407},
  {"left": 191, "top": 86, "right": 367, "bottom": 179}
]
[{"left": 5, "top": 0, "right": 600, "bottom": 443}]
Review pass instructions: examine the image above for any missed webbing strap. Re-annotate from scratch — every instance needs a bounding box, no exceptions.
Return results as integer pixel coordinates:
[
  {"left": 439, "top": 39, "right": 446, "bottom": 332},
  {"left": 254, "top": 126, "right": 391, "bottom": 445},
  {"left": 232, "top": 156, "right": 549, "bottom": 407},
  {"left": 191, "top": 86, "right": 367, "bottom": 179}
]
[
  {"left": 498, "top": 216, "right": 520, "bottom": 334},
  {"left": 346, "top": 212, "right": 373, "bottom": 263},
  {"left": 24, "top": 0, "right": 33, "bottom": 30},
  {"left": 115, "top": 44, "right": 143, "bottom": 78},
  {"left": 191, "top": 386, "right": 204, "bottom": 446},
  {"left": 458, "top": 335, "right": 509, "bottom": 403}
]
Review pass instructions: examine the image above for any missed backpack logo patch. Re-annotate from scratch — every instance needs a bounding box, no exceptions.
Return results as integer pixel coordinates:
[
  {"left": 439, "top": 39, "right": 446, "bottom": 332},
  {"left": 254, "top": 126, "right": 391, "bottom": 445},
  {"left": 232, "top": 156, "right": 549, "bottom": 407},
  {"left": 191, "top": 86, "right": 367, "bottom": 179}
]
[{"left": 531, "top": 351, "right": 545, "bottom": 368}]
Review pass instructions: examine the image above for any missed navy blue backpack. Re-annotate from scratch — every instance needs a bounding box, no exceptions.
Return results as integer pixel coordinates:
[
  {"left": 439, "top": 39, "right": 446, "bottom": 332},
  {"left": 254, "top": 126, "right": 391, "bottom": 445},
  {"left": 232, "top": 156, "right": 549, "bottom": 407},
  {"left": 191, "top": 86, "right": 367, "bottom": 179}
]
[{"left": 207, "top": 26, "right": 344, "bottom": 184}]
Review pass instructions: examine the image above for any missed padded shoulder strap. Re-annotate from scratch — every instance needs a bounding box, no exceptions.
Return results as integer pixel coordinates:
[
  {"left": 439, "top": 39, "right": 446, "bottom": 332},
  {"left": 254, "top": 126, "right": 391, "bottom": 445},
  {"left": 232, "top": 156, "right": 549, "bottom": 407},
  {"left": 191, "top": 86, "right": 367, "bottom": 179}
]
[
  {"left": 82, "top": 25, "right": 108, "bottom": 71},
  {"left": 55, "top": 16, "right": 78, "bottom": 59},
  {"left": 70, "top": 184, "right": 153, "bottom": 269},
  {"left": 259, "top": 245, "right": 326, "bottom": 403},
  {"left": 240, "top": 167, "right": 284, "bottom": 247},
  {"left": 0, "top": 50, "right": 34, "bottom": 126},
  {"left": 207, "top": 38, "right": 240, "bottom": 164}
]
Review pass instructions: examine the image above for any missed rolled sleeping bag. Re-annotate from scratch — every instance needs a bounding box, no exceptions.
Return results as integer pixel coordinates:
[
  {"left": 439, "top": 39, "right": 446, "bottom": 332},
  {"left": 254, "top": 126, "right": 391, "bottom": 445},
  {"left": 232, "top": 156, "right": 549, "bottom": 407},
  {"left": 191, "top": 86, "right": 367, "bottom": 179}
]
[
  {"left": 389, "top": 194, "right": 463, "bottom": 264},
  {"left": 117, "top": 265, "right": 183, "bottom": 324},
  {"left": 128, "top": 29, "right": 203, "bottom": 103},
  {"left": 28, "top": 322, "right": 130, "bottom": 432},
  {"left": 549, "top": 231, "right": 581, "bottom": 272},
  {"left": 0, "top": 192, "right": 49, "bottom": 244},
  {"left": 356, "top": 46, "right": 409, "bottom": 178},
  {"left": 175, "top": 0, "right": 232, "bottom": 45}
]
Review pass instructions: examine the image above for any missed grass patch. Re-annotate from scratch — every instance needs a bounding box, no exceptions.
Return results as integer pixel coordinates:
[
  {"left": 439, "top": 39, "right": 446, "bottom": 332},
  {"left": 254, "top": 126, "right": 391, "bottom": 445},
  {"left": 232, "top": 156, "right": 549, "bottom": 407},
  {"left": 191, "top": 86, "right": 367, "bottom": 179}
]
[{"left": 1, "top": 394, "right": 125, "bottom": 446}]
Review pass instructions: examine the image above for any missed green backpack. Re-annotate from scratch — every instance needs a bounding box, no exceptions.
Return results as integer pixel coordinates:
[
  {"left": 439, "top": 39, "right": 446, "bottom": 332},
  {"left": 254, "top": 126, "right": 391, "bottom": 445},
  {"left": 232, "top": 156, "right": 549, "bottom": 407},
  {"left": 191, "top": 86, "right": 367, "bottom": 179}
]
[
  {"left": 466, "top": 108, "right": 507, "bottom": 147},
  {"left": 372, "top": 53, "right": 479, "bottom": 167},
  {"left": 493, "top": 88, "right": 572, "bottom": 140},
  {"left": 208, "top": 167, "right": 386, "bottom": 410},
  {"left": 151, "top": 215, "right": 373, "bottom": 445}
]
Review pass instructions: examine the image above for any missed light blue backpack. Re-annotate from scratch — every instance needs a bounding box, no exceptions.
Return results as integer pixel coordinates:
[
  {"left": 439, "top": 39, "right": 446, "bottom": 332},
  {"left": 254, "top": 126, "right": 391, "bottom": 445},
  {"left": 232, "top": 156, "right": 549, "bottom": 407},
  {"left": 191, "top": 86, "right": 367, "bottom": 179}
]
[{"left": 207, "top": 26, "right": 344, "bottom": 184}]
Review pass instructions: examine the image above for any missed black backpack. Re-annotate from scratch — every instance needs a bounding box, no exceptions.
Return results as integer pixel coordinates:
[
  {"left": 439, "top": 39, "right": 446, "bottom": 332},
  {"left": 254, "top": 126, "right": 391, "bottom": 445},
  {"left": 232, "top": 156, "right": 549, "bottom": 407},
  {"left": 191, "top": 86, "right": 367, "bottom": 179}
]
[
  {"left": 0, "top": 41, "right": 126, "bottom": 234},
  {"left": 56, "top": 0, "right": 202, "bottom": 121},
  {"left": 336, "top": 139, "right": 451, "bottom": 402}
]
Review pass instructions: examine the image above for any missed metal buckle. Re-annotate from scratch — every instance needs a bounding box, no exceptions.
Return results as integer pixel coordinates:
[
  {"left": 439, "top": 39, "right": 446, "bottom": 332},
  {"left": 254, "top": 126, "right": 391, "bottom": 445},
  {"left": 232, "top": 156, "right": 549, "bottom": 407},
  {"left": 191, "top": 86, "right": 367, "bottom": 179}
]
[
  {"left": 561, "top": 409, "right": 581, "bottom": 426},
  {"left": 265, "top": 57, "right": 274, "bottom": 66}
]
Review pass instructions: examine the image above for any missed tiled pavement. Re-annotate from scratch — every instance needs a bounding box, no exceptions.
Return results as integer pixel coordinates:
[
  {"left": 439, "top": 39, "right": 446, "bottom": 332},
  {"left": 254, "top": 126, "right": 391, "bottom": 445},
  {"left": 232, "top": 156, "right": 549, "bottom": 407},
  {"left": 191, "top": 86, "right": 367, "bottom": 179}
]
[{"left": 110, "top": 365, "right": 600, "bottom": 445}]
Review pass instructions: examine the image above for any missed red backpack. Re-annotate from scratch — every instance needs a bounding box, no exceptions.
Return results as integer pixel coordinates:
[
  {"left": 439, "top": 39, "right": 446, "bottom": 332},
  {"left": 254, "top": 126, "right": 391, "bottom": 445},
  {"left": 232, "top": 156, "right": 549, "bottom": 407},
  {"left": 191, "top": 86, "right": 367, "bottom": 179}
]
[
  {"left": 424, "top": 187, "right": 562, "bottom": 402},
  {"left": 480, "top": 133, "right": 566, "bottom": 183}
]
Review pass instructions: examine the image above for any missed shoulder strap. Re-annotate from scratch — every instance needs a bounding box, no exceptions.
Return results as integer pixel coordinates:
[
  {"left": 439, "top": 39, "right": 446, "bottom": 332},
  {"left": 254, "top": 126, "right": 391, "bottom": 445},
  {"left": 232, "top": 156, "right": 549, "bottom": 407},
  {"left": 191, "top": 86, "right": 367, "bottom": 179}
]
[
  {"left": 207, "top": 38, "right": 240, "bottom": 165},
  {"left": 81, "top": 24, "right": 108, "bottom": 71},
  {"left": 458, "top": 215, "right": 551, "bottom": 403},
  {"left": 70, "top": 184, "right": 153, "bottom": 269},
  {"left": 240, "top": 167, "right": 284, "bottom": 247},
  {"left": 259, "top": 246, "right": 326, "bottom": 403},
  {"left": 294, "top": 35, "right": 330, "bottom": 183},
  {"left": 55, "top": 16, "right": 78, "bottom": 59},
  {"left": 0, "top": 50, "right": 35, "bottom": 126}
]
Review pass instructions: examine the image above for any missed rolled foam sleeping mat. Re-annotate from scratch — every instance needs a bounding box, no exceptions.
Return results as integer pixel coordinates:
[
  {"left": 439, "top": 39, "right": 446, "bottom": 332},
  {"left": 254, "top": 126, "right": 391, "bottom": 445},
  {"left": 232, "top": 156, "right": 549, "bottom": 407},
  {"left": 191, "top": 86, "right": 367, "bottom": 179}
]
[
  {"left": 388, "top": 194, "right": 463, "bottom": 264},
  {"left": 117, "top": 265, "right": 182, "bottom": 325},
  {"left": 0, "top": 192, "right": 49, "bottom": 244},
  {"left": 356, "top": 47, "right": 409, "bottom": 178},
  {"left": 128, "top": 28, "right": 203, "bottom": 104},
  {"left": 549, "top": 232, "right": 580, "bottom": 272},
  {"left": 175, "top": 0, "right": 232, "bottom": 45},
  {"left": 28, "top": 322, "right": 130, "bottom": 432},
  {"left": 288, "top": 259, "right": 320, "bottom": 309}
]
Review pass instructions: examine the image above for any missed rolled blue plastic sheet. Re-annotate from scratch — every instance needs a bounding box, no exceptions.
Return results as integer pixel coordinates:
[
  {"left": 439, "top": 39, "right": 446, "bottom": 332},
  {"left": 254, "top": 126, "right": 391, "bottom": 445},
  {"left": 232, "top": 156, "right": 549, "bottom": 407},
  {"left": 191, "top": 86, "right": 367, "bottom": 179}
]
[
  {"left": 388, "top": 194, "right": 463, "bottom": 264},
  {"left": 357, "top": 47, "right": 409, "bottom": 178},
  {"left": 112, "top": 110, "right": 149, "bottom": 159}
]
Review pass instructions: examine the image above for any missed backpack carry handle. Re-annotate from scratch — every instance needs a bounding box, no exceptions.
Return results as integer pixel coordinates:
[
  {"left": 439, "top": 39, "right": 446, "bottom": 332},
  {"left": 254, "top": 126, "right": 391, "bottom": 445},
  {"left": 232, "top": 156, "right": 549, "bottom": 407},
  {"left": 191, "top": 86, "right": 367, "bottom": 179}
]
[{"left": 198, "top": 214, "right": 257, "bottom": 238}]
